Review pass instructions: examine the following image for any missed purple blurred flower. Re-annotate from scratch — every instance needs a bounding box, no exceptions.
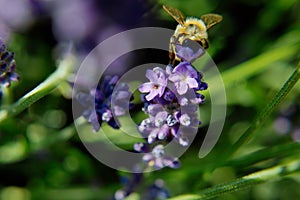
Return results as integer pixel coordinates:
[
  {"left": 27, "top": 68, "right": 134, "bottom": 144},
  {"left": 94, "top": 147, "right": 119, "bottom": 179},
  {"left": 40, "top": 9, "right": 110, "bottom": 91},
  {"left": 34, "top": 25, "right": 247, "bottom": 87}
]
[
  {"left": 273, "top": 117, "right": 291, "bottom": 135},
  {"left": 143, "top": 179, "right": 170, "bottom": 200},
  {"left": 292, "top": 128, "right": 300, "bottom": 142},
  {"left": 0, "top": 39, "right": 19, "bottom": 88},
  {"left": 0, "top": 20, "right": 10, "bottom": 40},
  {"left": 0, "top": 0, "right": 35, "bottom": 30},
  {"left": 50, "top": 0, "right": 100, "bottom": 42},
  {"left": 139, "top": 67, "right": 168, "bottom": 101},
  {"left": 115, "top": 172, "right": 143, "bottom": 200},
  {"left": 273, "top": 95, "right": 300, "bottom": 142},
  {"left": 76, "top": 75, "right": 133, "bottom": 131}
]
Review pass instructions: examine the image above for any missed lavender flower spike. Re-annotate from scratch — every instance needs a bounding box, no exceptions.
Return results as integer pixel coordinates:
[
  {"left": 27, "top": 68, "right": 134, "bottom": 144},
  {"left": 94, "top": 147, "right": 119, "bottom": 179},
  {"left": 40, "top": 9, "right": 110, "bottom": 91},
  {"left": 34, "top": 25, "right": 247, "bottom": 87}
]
[
  {"left": 76, "top": 75, "right": 133, "bottom": 131},
  {"left": 139, "top": 67, "right": 167, "bottom": 101}
]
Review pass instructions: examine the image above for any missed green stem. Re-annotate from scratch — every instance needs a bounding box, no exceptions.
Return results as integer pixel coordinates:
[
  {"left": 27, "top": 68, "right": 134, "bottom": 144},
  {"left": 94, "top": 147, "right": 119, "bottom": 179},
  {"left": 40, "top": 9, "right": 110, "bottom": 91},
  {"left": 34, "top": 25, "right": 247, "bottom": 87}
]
[
  {"left": 223, "top": 62, "right": 300, "bottom": 160},
  {"left": 0, "top": 55, "right": 75, "bottom": 124},
  {"left": 169, "top": 160, "right": 300, "bottom": 200},
  {"left": 226, "top": 142, "right": 300, "bottom": 168}
]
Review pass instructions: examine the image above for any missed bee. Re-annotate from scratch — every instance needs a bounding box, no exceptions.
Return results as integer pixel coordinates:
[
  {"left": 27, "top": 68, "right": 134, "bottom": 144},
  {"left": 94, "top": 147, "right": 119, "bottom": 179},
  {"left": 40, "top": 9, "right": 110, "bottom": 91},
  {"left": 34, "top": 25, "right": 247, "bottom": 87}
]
[{"left": 163, "top": 5, "right": 222, "bottom": 63}]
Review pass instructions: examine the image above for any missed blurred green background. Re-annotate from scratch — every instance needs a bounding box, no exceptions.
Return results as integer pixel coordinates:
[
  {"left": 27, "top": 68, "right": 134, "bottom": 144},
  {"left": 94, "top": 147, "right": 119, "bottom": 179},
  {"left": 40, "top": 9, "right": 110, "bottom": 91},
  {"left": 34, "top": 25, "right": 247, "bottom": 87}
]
[{"left": 0, "top": 0, "right": 300, "bottom": 199}]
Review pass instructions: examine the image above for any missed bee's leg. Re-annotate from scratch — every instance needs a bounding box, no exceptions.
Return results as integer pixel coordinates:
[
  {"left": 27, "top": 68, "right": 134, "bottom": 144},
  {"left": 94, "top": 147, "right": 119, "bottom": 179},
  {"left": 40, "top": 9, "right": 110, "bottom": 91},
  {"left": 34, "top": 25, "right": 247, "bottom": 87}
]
[
  {"left": 169, "top": 37, "right": 177, "bottom": 66},
  {"left": 169, "top": 52, "right": 176, "bottom": 66}
]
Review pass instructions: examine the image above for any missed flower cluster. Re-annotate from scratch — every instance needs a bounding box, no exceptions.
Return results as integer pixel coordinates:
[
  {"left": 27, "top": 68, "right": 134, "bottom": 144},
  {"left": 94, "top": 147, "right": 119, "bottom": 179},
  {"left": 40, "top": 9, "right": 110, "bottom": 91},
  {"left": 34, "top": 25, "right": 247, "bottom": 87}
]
[
  {"left": 76, "top": 75, "right": 133, "bottom": 131},
  {"left": 0, "top": 39, "right": 19, "bottom": 97},
  {"left": 134, "top": 143, "right": 180, "bottom": 170},
  {"left": 136, "top": 43, "right": 207, "bottom": 169}
]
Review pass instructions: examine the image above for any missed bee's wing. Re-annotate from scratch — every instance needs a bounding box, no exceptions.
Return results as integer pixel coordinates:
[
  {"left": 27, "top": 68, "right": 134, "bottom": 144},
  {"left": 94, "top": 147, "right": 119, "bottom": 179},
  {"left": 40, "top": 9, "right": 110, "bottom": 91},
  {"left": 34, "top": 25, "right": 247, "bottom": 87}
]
[
  {"left": 201, "top": 14, "right": 222, "bottom": 30},
  {"left": 163, "top": 5, "right": 186, "bottom": 25}
]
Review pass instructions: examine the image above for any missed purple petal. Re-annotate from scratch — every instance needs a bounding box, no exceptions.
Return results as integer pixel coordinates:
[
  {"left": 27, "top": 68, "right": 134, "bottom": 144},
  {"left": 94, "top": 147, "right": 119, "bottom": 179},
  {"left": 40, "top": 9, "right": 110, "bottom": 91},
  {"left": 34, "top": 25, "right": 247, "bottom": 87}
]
[
  {"left": 187, "top": 78, "right": 198, "bottom": 88},
  {"left": 154, "top": 158, "right": 164, "bottom": 169},
  {"left": 178, "top": 63, "right": 198, "bottom": 77},
  {"left": 166, "top": 64, "right": 173, "bottom": 75},
  {"left": 178, "top": 137, "right": 189, "bottom": 147},
  {"left": 114, "top": 90, "right": 130, "bottom": 99},
  {"left": 170, "top": 126, "right": 179, "bottom": 137},
  {"left": 157, "top": 85, "right": 166, "bottom": 97},
  {"left": 145, "top": 90, "right": 159, "bottom": 101},
  {"left": 152, "top": 145, "right": 165, "bottom": 157},
  {"left": 163, "top": 157, "right": 180, "bottom": 168},
  {"left": 148, "top": 130, "right": 158, "bottom": 143},
  {"left": 157, "top": 125, "right": 169, "bottom": 140},
  {"left": 113, "top": 105, "right": 126, "bottom": 116},
  {"left": 174, "top": 81, "right": 188, "bottom": 95},
  {"left": 179, "top": 114, "right": 191, "bottom": 126},
  {"left": 139, "top": 82, "right": 153, "bottom": 93},
  {"left": 153, "top": 67, "right": 166, "bottom": 78},
  {"left": 147, "top": 104, "right": 164, "bottom": 115},
  {"left": 145, "top": 69, "right": 158, "bottom": 83},
  {"left": 175, "top": 44, "right": 205, "bottom": 63},
  {"left": 178, "top": 96, "right": 189, "bottom": 105},
  {"left": 138, "top": 120, "right": 153, "bottom": 135},
  {"left": 143, "top": 154, "right": 154, "bottom": 162},
  {"left": 168, "top": 73, "right": 181, "bottom": 82},
  {"left": 172, "top": 63, "right": 187, "bottom": 74},
  {"left": 155, "top": 111, "right": 168, "bottom": 127},
  {"left": 173, "top": 62, "right": 198, "bottom": 78},
  {"left": 134, "top": 142, "right": 149, "bottom": 153},
  {"left": 185, "top": 65, "right": 198, "bottom": 78}
]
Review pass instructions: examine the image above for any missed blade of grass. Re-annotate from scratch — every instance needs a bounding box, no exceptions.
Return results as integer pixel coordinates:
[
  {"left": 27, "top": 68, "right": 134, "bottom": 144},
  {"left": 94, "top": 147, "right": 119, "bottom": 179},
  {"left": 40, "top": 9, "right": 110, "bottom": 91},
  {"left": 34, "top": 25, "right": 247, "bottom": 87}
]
[
  {"left": 223, "top": 62, "right": 300, "bottom": 160},
  {"left": 168, "top": 160, "right": 300, "bottom": 200},
  {"left": 226, "top": 142, "right": 300, "bottom": 168}
]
